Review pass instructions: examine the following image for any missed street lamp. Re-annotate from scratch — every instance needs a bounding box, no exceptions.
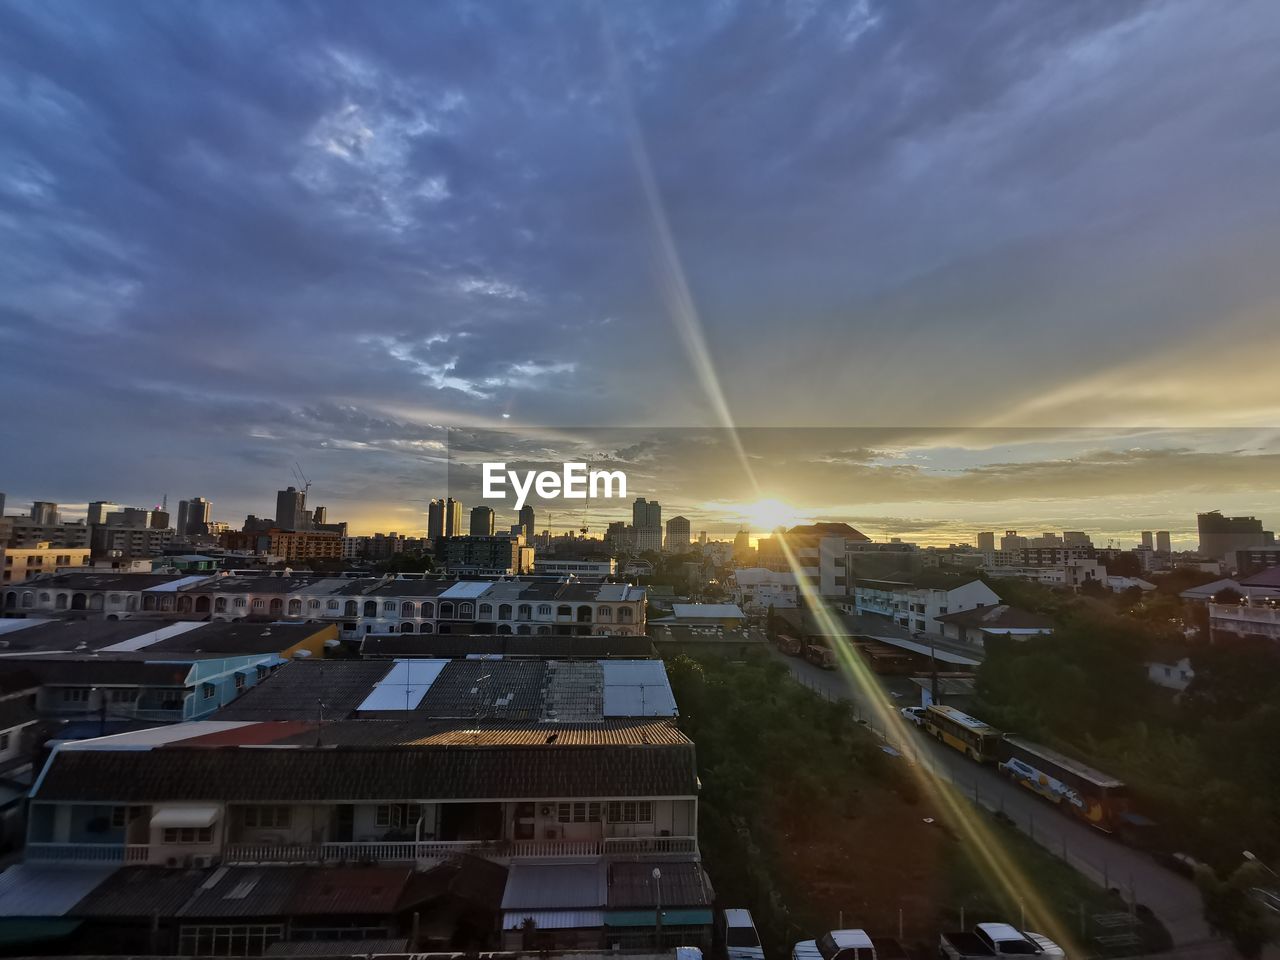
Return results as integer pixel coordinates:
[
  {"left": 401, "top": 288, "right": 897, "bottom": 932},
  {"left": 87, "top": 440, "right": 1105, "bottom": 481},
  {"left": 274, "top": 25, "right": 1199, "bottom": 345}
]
[
  {"left": 653, "top": 867, "right": 663, "bottom": 948},
  {"left": 1243, "top": 851, "right": 1279, "bottom": 879}
]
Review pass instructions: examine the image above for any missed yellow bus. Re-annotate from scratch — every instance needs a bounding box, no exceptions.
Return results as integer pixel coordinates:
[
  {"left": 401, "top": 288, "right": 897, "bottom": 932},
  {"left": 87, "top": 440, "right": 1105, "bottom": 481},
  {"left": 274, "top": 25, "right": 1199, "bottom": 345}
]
[{"left": 923, "top": 704, "right": 1003, "bottom": 763}]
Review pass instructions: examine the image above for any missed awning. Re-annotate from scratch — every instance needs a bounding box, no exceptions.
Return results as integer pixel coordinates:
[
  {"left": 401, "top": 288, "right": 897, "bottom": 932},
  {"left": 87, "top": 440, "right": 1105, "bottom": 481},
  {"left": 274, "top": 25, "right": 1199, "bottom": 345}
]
[
  {"left": 150, "top": 805, "right": 221, "bottom": 829},
  {"left": 605, "top": 909, "right": 713, "bottom": 927},
  {"left": 503, "top": 909, "right": 605, "bottom": 930}
]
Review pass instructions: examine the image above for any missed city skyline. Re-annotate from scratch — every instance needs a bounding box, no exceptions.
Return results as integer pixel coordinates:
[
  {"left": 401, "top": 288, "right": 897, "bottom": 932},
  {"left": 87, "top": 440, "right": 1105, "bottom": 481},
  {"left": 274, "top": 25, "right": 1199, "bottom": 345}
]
[{"left": 3, "top": 2, "right": 1280, "bottom": 537}]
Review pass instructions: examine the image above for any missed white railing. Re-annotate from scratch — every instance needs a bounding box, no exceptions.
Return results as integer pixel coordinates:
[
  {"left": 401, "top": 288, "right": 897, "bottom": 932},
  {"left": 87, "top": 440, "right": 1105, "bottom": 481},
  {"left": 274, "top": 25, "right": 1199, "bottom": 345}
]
[
  {"left": 604, "top": 836, "right": 697, "bottom": 856},
  {"left": 25, "top": 842, "right": 150, "bottom": 864}
]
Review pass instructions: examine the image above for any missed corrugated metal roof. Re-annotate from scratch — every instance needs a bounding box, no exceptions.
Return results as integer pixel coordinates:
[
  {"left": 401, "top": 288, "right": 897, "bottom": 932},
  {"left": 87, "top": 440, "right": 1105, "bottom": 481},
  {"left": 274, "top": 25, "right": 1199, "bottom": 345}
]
[
  {"left": 602, "top": 661, "right": 677, "bottom": 717},
  {"left": 178, "top": 866, "right": 308, "bottom": 918},
  {"left": 440, "top": 581, "right": 491, "bottom": 599},
  {"left": 607, "top": 861, "right": 714, "bottom": 909},
  {"left": 0, "top": 865, "right": 116, "bottom": 917},
  {"left": 501, "top": 861, "right": 607, "bottom": 910},
  {"left": 671, "top": 603, "right": 744, "bottom": 619},
  {"left": 286, "top": 866, "right": 411, "bottom": 915},
  {"left": 503, "top": 909, "right": 604, "bottom": 930},
  {"left": 265, "top": 940, "right": 409, "bottom": 956},
  {"left": 71, "top": 866, "right": 207, "bottom": 919}
]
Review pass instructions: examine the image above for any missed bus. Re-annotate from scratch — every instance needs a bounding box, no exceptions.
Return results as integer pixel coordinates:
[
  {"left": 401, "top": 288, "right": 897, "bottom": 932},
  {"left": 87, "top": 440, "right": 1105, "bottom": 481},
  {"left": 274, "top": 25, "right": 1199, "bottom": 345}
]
[
  {"left": 997, "top": 735, "right": 1130, "bottom": 832},
  {"left": 922, "top": 704, "right": 1004, "bottom": 763}
]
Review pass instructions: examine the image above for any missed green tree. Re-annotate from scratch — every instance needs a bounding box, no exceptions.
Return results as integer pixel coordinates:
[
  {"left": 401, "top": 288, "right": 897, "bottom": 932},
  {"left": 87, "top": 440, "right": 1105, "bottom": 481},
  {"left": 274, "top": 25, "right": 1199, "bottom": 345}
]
[{"left": 1196, "top": 862, "right": 1278, "bottom": 958}]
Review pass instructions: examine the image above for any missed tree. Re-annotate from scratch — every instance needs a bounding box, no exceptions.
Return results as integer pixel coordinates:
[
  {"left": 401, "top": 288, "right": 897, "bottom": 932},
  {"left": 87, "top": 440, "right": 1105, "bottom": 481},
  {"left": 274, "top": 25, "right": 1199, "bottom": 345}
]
[
  {"left": 765, "top": 603, "right": 778, "bottom": 640},
  {"left": 374, "top": 552, "right": 436, "bottom": 574},
  {"left": 1104, "top": 551, "right": 1144, "bottom": 578},
  {"left": 1196, "top": 862, "right": 1277, "bottom": 958}
]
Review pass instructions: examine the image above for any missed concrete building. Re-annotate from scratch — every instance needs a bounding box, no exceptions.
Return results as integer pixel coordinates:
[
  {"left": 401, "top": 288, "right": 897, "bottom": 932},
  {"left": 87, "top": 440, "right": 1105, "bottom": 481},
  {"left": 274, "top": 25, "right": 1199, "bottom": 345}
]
[
  {"left": 756, "top": 522, "right": 869, "bottom": 599},
  {"left": 533, "top": 557, "right": 617, "bottom": 577},
  {"left": 853, "top": 577, "right": 1001, "bottom": 635},
  {"left": 30, "top": 502, "right": 59, "bottom": 526},
  {"left": 1198, "top": 511, "right": 1274, "bottom": 559},
  {"left": 2, "top": 543, "right": 92, "bottom": 583},
  {"left": 92, "top": 525, "right": 175, "bottom": 560},
  {"left": 444, "top": 498, "right": 463, "bottom": 539},
  {"left": 976, "top": 532, "right": 995, "bottom": 552},
  {"left": 730, "top": 568, "right": 799, "bottom": 613},
  {"left": 442, "top": 535, "right": 529, "bottom": 575},
  {"left": 177, "top": 498, "right": 213, "bottom": 537},
  {"left": 427, "top": 499, "right": 445, "bottom": 540},
  {"left": 631, "top": 499, "right": 662, "bottom": 554},
  {"left": 1156, "top": 530, "right": 1172, "bottom": 554},
  {"left": 275, "top": 486, "right": 308, "bottom": 532},
  {"left": 87, "top": 501, "right": 121, "bottom": 526},
  {"left": 1, "top": 519, "right": 91, "bottom": 550},
  {"left": 1140, "top": 531, "right": 1154, "bottom": 550},
  {"left": 519, "top": 504, "right": 535, "bottom": 542},
  {"left": 469, "top": 505, "right": 495, "bottom": 538},
  {"left": 1063, "top": 531, "right": 1093, "bottom": 546},
  {"left": 999, "top": 530, "right": 1028, "bottom": 551},
  {"left": 665, "top": 516, "right": 690, "bottom": 553}
]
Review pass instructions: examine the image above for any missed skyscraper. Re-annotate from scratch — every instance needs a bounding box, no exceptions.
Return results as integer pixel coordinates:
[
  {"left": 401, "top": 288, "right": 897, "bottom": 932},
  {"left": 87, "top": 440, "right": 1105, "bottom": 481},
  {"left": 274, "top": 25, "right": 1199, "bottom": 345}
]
[
  {"left": 1197, "top": 511, "right": 1274, "bottom": 559},
  {"left": 632, "top": 498, "right": 662, "bottom": 553},
  {"left": 427, "top": 499, "right": 445, "bottom": 540},
  {"left": 87, "top": 501, "right": 120, "bottom": 526},
  {"left": 444, "top": 497, "right": 463, "bottom": 538},
  {"left": 976, "top": 531, "right": 995, "bottom": 551},
  {"left": 275, "top": 486, "right": 307, "bottom": 531},
  {"left": 180, "top": 497, "right": 213, "bottom": 536},
  {"left": 665, "top": 515, "right": 690, "bottom": 552},
  {"left": 30, "top": 501, "right": 58, "bottom": 525},
  {"left": 519, "top": 504, "right": 535, "bottom": 542},
  {"left": 1156, "top": 530, "right": 1171, "bottom": 554},
  {"left": 1140, "top": 531, "right": 1154, "bottom": 550},
  {"left": 470, "top": 505, "right": 495, "bottom": 537}
]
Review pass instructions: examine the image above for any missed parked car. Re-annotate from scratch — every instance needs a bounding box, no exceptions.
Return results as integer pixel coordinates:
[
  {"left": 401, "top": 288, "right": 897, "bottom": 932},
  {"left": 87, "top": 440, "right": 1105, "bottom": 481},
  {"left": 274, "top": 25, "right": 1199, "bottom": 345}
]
[
  {"left": 722, "top": 908, "right": 766, "bottom": 960},
  {"left": 939, "top": 923, "right": 1065, "bottom": 960},
  {"left": 900, "top": 705, "right": 927, "bottom": 727},
  {"left": 794, "top": 929, "right": 877, "bottom": 960}
]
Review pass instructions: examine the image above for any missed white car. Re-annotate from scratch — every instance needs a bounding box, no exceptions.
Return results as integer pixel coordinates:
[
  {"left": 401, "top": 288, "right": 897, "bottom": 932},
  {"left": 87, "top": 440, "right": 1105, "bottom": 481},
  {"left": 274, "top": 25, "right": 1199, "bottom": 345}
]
[
  {"left": 723, "top": 909, "right": 766, "bottom": 960},
  {"left": 900, "top": 706, "right": 927, "bottom": 727},
  {"left": 794, "top": 929, "right": 876, "bottom": 960}
]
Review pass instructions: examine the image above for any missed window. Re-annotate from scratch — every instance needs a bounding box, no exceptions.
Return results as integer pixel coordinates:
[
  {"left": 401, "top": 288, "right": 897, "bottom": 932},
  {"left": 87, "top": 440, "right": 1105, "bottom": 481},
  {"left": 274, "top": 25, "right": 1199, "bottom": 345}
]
[
  {"left": 214, "top": 597, "right": 227, "bottom": 613},
  {"left": 459, "top": 602, "right": 473, "bottom": 617},
  {"left": 478, "top": 603, "right": 493, "bottom": 618},
  {"left": 242, "top": 805, "right": 291, "bottom": 828},
  {"left": 606, "top": 800, "right": 653, "bottom": 823},
  {"left": 538, "top": 604, "right": 552, "bottom": 616},
  {"left": 234, "top": 597, "right": 246, "bottom": 608},
  {"left": 163, "top": 826, "right": 213, "bottom": 844},
  {"left": 109, "top": 689, "right": 139, "bottom": 702},
  {"left": 402, "top": 601, "right": 416, "bottom": 616},
  {"left": 557, "top": 801, "right": 602, "bottom": 823},
  {"left": 0, "top": 732, "right": 9, "bottom": 752},
  {"left": 235, "top": 672, "right": 246, "bottom": 690},
  {"left": 384, "top": 600, "right": 397, "bottom": 612},
  {"left": 252, "top": 598, "right": 264, "bottom": 609},
  {"left": 374, "top": 804, "right": 421, "bottom": 828},
  {"left": 498, "top": 603, "right": 512, "bottom": 620},
  {"left": 327, "top": 599, "right": 339, "bottom": 610},
  {"left": 111, "top": 806, "right": 128, "bottom": 828},
  {"left": 308, "top": 599, "right": 320, "bottom": 609},
  {"left": 202, "top": 682, "right": 216, "bottom": 700},
  {"left": 61, "top": 688, "right": 90, "bottom": 703}
]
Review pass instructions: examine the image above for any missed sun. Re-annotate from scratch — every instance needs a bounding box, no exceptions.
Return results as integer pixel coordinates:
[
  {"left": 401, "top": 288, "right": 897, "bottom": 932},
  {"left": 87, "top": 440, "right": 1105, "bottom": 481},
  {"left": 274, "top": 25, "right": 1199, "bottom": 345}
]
[{"left": 739, "top": 498, "right": 806, "bottom": 532}]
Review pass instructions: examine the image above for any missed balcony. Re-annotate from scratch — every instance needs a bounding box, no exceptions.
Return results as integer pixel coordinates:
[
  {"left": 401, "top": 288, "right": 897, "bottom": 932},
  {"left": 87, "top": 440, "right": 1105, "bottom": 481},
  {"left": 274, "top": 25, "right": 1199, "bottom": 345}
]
[
  {"left": 26, "top": 843, "right": 151, "bottom": 864},
  {"left": 223, "top": 835, "right": 697, "bottom": 865}
]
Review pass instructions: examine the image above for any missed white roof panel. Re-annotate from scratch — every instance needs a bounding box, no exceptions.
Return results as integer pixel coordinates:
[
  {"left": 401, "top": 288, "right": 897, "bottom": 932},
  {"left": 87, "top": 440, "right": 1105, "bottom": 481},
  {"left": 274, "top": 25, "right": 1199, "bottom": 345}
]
[
  {"left": 100, "top": 620, "right": 206, "bottom": 652},
  {"left": 602, "top": 660, "right": 677, "bottom": 717},
  {"left": 441, "top": 581, "right": 492, "bottom": 599},
  {"left": 672, "top": 603, "right": 745, "bottom": 619},
  {"left": 356, "top": 658, "right": 448, "bottom": 711}
]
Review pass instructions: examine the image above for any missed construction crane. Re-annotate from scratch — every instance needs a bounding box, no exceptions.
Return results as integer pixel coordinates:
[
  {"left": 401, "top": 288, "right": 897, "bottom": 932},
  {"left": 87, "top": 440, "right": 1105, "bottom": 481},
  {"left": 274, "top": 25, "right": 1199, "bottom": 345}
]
[
  {"left": 292, "top": 462, "right": 312, "bottom": 498},
  {"left": 580, "top": 452, "right": 610, "bottom": 536}
]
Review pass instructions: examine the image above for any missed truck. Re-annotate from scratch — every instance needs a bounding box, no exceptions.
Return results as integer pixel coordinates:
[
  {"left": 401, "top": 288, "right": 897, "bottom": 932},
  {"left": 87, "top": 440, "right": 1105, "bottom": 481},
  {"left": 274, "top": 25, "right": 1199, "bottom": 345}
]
[
  {"left": 804, "top": 642, "right": 837, "bottom": 670},
  {"left": 721, "top": 908, "right": 765, "bottom": 960},
  {"left": 794, "top": 929, "right": 877, "bottom": 960},
  {"left": 939, "top": 923, "right": 1065, "bottom": 960}
]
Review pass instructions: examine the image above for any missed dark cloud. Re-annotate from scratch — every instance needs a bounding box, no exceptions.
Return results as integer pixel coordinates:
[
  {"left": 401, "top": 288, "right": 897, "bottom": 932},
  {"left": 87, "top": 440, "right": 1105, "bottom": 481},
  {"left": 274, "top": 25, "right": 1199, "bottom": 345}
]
[{"left": 2, "top": 1, "right": 1279, "bottom": 530}]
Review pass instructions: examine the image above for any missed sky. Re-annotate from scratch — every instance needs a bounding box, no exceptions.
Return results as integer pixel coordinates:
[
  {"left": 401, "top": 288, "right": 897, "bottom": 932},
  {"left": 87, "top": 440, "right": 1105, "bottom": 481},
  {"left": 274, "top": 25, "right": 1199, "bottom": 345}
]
[{"left": 2, "top": 0, "right": 1280, "bottom": 542}]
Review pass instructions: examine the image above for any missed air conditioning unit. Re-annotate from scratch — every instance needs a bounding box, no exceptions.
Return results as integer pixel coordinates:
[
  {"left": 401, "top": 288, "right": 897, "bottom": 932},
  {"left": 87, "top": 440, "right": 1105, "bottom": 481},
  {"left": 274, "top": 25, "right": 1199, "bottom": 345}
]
[
  {"left": 165, "top": 856, "right": 181, "bottom": 868},
  {"left": 539, "top": 805, "right": 553, "bottom": 817},
  {"left": 191, "top": 855, "right": 216, "bottom": 869}
]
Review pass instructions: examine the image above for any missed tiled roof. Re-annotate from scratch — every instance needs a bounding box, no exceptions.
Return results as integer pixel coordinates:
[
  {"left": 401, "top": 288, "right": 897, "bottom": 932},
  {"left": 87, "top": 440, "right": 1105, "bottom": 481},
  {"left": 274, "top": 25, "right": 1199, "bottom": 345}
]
[{"left": 35, "top": 742, "right": 698, "bottom": 802}]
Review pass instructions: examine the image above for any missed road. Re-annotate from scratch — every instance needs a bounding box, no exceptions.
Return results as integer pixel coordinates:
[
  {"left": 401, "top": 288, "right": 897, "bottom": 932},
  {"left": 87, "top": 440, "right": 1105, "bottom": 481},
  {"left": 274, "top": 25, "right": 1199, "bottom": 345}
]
[{"left": 767, "top": 642, "right": 1218, "bottom": 952}]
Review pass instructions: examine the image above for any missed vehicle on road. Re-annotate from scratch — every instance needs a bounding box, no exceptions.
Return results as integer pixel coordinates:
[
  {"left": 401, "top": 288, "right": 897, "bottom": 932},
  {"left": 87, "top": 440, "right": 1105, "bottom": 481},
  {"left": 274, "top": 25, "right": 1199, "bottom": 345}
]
[
  {"left": 900, "top": 705, "right": 927, "bottom": 726},
  {"left": 998, "top": 735, "right": 1131, "bottom": 833},
  {"left": 794, "top": 929, "right": 877, "bottom": 960},
  {"left": 939, "top": 923, "right": 1065, "bottom": 960},
  {"left": 923, "top": 704, "right": 1004, "bottom": 762},
  {"left": 722, "top": 908, "right": 765, "bottom": 960},
  {"left": 776, "top": 633, "right": 804, "bottom": 657},
  {"left": 805, "top": 642, "right": 837, "bottom": 670}
]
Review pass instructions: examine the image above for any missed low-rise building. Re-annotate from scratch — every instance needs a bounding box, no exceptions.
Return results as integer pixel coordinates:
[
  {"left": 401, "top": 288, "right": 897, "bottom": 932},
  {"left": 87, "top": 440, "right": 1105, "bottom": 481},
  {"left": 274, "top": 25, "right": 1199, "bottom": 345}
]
[
  {"left": 2, "top": 543, "right": 91, "bottom": 583},
  {"left": 730, "top": 568, "right": 798, "bottom": 613},
  {"left": 533, "top": 557, "right": 617, "bottom": 577},
  {"left": 852, "top": 578, "right": 1000, "bottom": 635}
]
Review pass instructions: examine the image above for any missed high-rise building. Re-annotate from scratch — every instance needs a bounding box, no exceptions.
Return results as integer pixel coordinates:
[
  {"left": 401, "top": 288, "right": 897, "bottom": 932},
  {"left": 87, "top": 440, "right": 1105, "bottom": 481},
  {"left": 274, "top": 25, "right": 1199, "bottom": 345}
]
[
  {"left": 427, "top": 499, "right": 445, "bottom": 540},
  {"left": 999, "top": 530, "right": 1028, "bottom": 551},
  {"left": 275, "top": 486, "right": 307, "bottom": 532},
  {"left": 312, "top": 506, "right": 327, "bottom": 526},
  {"left": 519, "top": 504, "right": 535, "bottom": 542},
  {"left": 30, "top": 501, "right": 59, "bottom": 525},
  {"left": 108, "top": 507, "right": 153, "bottom": 528},
  {"left": 177, "top": 497, "right": 212, "bottom": 536},
  {"left": 1197, "top": 511, "right": 1274, "bottom": 559},
  {"left": 1063, "top": 531, "right": 1092, "bottom": 547},
  {"left": 698, "top": 531, "right": 708, "bottom": 545},
  {"left": 0, "top": 492, "right": 5, "bottom": 517},
  {"left": 150, "top": 510, "right": 170, "bottom": 529},
  {"left": 632, "top": 498, "right": 662, "bottom": 553},
  {"left": 1156, "top": 530, "right": 1172, "bottom": 554},
  {"left": 665, "top": 516, "right": 690, "bottom": 552},
  {"left": 444, "top": 498, "right": 463, "bottom": 538},
  {"left": 87, "top": 501, "right": 121, "bottom": 526},
  {"left": 976, "top": 532, "right": 995, "bottom": 552},
  {"left": 733, "top": 529, "right": 752, "bottom": 561},
  {"left": 1140, "top": 531, "right": 1154, "bottom": 550},
  {"left": 470, "top": 505, "right": 495, "bottom": 537}
]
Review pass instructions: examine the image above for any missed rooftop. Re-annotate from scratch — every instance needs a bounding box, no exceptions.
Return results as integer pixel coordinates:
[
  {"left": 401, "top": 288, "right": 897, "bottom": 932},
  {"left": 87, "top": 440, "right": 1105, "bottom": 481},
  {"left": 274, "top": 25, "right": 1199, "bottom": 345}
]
[
  {"left": 359, "top": 633, "right": 654, "bottom": 660},
  {"left": 933, "top": 604, "right": 1054, "bottom": 631}
]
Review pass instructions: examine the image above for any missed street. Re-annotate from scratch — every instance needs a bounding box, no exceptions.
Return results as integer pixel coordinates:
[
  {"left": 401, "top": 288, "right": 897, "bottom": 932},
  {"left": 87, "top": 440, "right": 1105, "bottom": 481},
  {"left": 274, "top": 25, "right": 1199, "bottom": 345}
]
[{"left": 765, "top": 642, "right": 1217, "bottom": 952}]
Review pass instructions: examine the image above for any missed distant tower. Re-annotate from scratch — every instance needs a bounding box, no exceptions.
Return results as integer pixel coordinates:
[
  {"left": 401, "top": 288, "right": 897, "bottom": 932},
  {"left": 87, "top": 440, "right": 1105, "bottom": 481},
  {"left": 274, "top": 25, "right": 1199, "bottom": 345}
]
[
  {"left": 427, "top": 499, "right": 445, "bottom": 540},
  {"left": 444, "top": 497, "right": 463, "bottom": 538},
  {"left": 665, "top": 516, "right": 691, "bottom": 552},
  {"left": 1156, "top": 530, "right": 1172, "bottom": 554},
  {"left": 312, "top": 506, "right": 327, "bottom": 526},
  {"left": 1140, "top": 531, "right": 1154, "bottom": 550},
  {"left": 519, "top": 504, "right": 535, "bottom": 542},
  {"left": 30, "top": 501, "right": 59, "bottom": 525},
  {"left": 275, "top": 486, "right": 307, "bottom": 531},
  {"left": 87, "top": 501, "right": 119, "bottom": 526},
  {"left": 976, "top": 531, "right": 995, "bottom": 552},
  {"left": 470, "top": 505, "right": 495, "bottom": 537}
]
